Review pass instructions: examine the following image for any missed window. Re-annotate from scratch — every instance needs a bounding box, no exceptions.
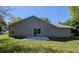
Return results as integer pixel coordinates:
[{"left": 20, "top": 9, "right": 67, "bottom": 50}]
[
  {"left": 34, "top": 28, "right": 37, "bottom": 33},
  {"left": 38, "top": 28, "right": 41, "bottom": 34},
  {"left": 33, "top": 28, "right": 41, "bottom": 36},
  {"left": 34, "top": 28, "right": 37, "bottom": 36}
]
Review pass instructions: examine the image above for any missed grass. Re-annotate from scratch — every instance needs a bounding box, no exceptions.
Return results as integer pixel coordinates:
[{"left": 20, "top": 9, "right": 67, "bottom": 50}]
[{"left": 0, "top": 32, "right": 79, "bottom": 53}]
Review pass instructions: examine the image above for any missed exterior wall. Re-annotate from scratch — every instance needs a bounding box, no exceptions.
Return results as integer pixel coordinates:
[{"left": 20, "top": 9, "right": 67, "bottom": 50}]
[
  {"left": 53, "top": 28, "right": 72, "bottom": 38},
  {"left": 9, "top": 17, "right": 72, "bottom": 38}
]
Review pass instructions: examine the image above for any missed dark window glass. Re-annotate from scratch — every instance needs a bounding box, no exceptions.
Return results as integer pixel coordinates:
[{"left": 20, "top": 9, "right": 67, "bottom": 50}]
[
  {"left": 38, "top": 28, "right": 41, "bottom": 34},
  {"left": 34, "top": 28, "right": 37, "bottom": 36},
  {"left": 34, "top": 28, "right": 37, "bottom": 33},
  {"left": 34, "top": 28, "right": 41, "bottom": 36}
]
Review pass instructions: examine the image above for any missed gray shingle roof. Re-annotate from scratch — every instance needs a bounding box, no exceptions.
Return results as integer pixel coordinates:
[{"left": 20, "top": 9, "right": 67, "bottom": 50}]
[
  {"left": 9, "top": 16, "right": 71, "bottom": 28},
  {"left": 51, "top": 23, "right": 71, "bottom": 28}
]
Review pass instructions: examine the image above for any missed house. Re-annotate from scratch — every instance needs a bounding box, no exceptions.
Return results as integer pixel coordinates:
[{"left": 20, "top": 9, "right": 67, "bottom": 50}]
[{"left": 9, "top": 16, "right": 72, "bottom": 38}]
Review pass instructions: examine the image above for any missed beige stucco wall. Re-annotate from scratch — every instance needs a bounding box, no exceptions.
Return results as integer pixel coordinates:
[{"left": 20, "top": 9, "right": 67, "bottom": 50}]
[{"left": 9, "top": 17, "right": 72, "bottom": 38}]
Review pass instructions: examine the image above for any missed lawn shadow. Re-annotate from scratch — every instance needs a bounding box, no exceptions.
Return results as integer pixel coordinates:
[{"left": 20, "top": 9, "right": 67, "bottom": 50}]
[
  {"left": 10, "top": 36, "right": 79, "bottom": 42},
  {"left": 48, "top": 37, "right": 79, "bottom": 42},
  {"left": 10, "top": 36, "right": 25, "bottom": 39}
]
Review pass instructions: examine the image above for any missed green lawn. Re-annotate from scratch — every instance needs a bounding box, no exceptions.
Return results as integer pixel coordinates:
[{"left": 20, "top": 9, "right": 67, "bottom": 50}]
[{"left": 0, "top": 32, "right": 79, "bottom": 53}]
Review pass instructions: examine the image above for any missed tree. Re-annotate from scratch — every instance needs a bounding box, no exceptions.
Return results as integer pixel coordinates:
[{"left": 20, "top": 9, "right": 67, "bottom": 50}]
[
  {"left": 40, "top": 17, "right": 51, "bottom": 23},
  {"left": 58, "top": 20, "right": 64, "bottom": 25},
  {"left": 64, "top": 17, "right": 79, "bottom": 27},
  {"left": 68, "top": 6, "right": 79, "bottom": 20},
  {"left": 0, "top": 18, "right": 7, "bottom": 26},
  {"left": 0, "top": 18, "right": 7, "bottom": 32},
  {"left": 0, "top": 25, "right": 2, "bottom": 32},
  {"left": 64, "top": 6, "right": 79, "bottom": 27},
  {"left": 0, "top": 6, "right": 12, "bottom": 18},
  {"left": 0, "top": 6, "right": 12, "bottom": 28},
  {"left": 8, "top": 16, "right": 22, "bottom": 25}
]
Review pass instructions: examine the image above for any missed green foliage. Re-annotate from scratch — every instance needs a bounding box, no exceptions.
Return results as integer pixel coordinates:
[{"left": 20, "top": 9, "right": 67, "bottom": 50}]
[
  {"left": 0, "top": 33, "right": 79, "bottom": 52},
  {"left": 64, "top": 17, "right": 79, "bottom": 27},
  {"left": 68, "top": 6, "right": 79, "bottom": 20},
  {"left": 0, "top": 18, "right": 7, "bottom": 26},
  {"left": 8, "top": 16, "right": 22, "bottom": 25},
  {"left": 68, "top": 6, "right": 79, "bottom": 27},
  {"left": 58, "top": 21, "right": 64, "bottom": 25},
  {"left": 0, "top": 25, "right": 2, "bottom": 31},
  {"left": 64, "top": 6, "right": 79, "bottom": 27},
  {"left": 0, "top": 18, "right": 6, "bottom": 31},
  {"left": 41, "top": 17, "right": 51, "bottom": 23}
]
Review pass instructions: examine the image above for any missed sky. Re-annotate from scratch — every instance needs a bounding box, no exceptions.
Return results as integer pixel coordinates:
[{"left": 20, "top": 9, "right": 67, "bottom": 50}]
[{"left": 8, "top": 6, "right": 71, "bottom": 23}]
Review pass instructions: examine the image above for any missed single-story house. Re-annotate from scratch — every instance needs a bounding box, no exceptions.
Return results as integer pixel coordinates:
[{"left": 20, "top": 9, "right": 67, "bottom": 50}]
[{"left": 9, "top": 16, "right": 73, "bottom": 38}]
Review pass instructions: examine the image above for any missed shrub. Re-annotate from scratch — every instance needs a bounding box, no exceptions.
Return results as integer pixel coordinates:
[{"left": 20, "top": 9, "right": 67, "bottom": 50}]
[
  {"left": 71, "top": 28, "right": 79, "bottom": 36},
  {"left": 0, "top": 25, "right": 2, "bottom": 32},
  {"left": 10, "top": 36, "right": 25, "bottom": 39}
]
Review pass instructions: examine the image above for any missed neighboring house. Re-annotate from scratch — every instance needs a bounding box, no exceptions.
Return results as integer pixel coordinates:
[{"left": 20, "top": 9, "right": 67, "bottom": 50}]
[{"left": 9, "top": 16, "right": 72, "bottom": 38}]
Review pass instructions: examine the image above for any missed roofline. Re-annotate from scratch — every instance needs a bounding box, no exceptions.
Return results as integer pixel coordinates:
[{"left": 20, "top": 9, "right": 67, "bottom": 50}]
[
  {"left": 9, "top": 16, "right": 71, "bottom": 29},
  {"left": 9, "top": 16, "right": 34, "bottom": 26}
]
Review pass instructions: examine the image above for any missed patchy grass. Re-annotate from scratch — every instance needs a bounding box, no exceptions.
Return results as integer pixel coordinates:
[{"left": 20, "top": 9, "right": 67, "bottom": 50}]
[{"left": 0, "top": 32, "right": 79, "bottom": 53}]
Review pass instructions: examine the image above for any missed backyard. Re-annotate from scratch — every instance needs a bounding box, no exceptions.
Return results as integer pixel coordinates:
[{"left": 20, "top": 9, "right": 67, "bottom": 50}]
[{"left": 0, "top": 32, "right": 79, "bottom": 53}]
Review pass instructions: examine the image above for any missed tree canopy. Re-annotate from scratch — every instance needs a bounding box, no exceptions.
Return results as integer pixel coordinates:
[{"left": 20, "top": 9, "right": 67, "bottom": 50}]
[
  {"left": 0, "top": 25, "right": 2, "bottom": 31},
  {"left": 0, "top": 18, "right": 7, "bottom": 26},
  {"left": 64, "top": 6, "right": 79, "bottom": 27},
  {"left": 8, "top": 16, "right": 23, "bottom": 25},
  {"left": 0, "top": 6, "right": 12, "bottom": 18},
  {"left": 68, "top": 6, "right": 79, "bottom": 20},
  {"left": 64, "top": 17, "right": 79, "bottom": 27},
  {"left": 40, "top": 17, "right": 51, "bottom": 23},
  {"left": 0, "top": 6, "right": 12, "bottom": 27}
]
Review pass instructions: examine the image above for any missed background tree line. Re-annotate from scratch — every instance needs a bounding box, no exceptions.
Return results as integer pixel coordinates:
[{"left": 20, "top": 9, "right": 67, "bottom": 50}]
[
  {"left": 0, "top": 6, "right": 79, "bottom": 31},
  {"left": 64, "top": 6, "right": 79, "bottom": 27}
]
